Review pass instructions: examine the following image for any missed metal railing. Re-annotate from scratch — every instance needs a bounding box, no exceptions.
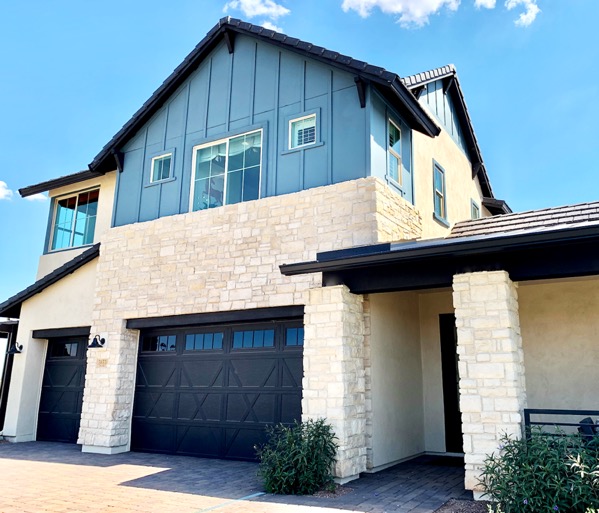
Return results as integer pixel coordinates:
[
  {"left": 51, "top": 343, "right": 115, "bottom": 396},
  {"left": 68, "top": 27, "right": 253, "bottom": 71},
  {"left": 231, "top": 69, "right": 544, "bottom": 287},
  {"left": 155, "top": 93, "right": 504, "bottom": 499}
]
[{"left": 523, "top": 408, "right": 599, "bottom": 439}]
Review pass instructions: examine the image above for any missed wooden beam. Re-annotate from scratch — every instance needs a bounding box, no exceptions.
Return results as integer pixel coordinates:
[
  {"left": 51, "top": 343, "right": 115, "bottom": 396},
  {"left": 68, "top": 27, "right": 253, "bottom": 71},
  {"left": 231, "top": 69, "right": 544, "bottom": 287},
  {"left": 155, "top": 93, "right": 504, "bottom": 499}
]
[
  {"left": 354, "top": 77, "right": 367, "bottom": 108},
  {"left": 223, "top": 30, "right": 235, "bottom": 54}
]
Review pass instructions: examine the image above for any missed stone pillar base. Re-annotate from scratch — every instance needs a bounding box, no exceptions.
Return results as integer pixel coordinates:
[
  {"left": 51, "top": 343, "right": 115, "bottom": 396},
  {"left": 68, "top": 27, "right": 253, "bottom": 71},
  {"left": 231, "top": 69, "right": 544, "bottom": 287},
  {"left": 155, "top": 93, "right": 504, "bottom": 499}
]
[{"left": 81, "top": 444, "right": 128, "bottom": 455}]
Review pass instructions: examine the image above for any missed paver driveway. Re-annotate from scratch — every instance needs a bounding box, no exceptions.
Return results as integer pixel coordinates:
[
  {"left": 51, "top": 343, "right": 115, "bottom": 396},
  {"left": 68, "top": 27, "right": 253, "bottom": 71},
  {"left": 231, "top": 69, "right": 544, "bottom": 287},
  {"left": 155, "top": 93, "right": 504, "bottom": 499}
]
[{"left": 0, "top": 442, "right": 471, "bottom": 513}]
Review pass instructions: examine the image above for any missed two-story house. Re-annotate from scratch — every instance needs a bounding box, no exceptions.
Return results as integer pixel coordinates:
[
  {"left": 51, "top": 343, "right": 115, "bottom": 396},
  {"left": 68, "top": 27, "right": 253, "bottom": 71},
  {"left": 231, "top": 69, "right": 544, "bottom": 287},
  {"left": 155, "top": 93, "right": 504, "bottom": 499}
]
[{"left": 1, "top": 17, "right": 569, "bottom": 496}]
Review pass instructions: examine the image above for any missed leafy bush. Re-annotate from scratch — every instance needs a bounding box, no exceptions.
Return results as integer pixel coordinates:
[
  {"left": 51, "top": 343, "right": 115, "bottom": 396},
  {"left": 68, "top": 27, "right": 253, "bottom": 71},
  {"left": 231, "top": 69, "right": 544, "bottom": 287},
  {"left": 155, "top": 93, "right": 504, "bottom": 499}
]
[
  {"left": 480, "top": 429, "right": 599, "bottom": 512},
  {"left": 256, "top": 418, "right": 338, "bottom": 495}
]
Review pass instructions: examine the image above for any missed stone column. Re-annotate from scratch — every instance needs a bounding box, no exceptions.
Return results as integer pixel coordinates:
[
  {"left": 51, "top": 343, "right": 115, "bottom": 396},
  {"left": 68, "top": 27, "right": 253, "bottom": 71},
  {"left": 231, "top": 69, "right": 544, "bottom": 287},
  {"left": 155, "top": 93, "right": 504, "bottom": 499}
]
[
  {"left": 452, "top": 271, "right": 527, "bottom": 498},
  {"left": 78, "top": 321, "right": 139, "bottom": 454},
  {"left": 303, "top": 285, "right": 367, "bottom": 482}
]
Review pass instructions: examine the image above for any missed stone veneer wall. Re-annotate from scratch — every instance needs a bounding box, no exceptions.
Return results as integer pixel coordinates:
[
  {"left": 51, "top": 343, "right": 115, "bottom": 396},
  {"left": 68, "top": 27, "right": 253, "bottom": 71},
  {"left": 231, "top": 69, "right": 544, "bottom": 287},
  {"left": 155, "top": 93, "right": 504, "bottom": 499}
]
[
  {"left": 303, "top": 285, "right": 367, "bottom": 479},
  {"left": 78, "top": 177, "right": 422, "bottom": 451},
  {"left": 452, "top": 271, "right": 527, "bottom": 494}
]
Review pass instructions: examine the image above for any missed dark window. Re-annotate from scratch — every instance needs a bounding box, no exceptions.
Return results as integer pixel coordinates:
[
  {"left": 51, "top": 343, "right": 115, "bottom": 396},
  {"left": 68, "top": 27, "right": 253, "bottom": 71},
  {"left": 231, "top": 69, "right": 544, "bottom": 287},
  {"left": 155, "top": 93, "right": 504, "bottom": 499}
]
[
  {"left": 232, "top": 329, "right": 275, "bottom": 349},
  {"left": 142, "top": 335, "right": 176, "bottom": 352},
  {"left": 185, "top": 332, "right": 224, "bottom": 351},
  {"left": 285, "top": 327, "right": 304, "bottom": 346},
  {"left": 50, "top": 342, "right": 78, "bottom": 358}
]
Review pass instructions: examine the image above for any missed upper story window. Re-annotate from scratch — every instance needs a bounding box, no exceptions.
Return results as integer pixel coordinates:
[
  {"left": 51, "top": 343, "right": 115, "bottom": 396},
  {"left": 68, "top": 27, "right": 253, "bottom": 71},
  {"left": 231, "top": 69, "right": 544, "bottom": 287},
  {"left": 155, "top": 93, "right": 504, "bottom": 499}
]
[
  {"left": 433, "top": 162, "right": 447, "bottom": 222},
  {"left": 387, "top": 120, "right": 402, "bottom": 184},
  {"left": 289, "top": 115, "right": 316, "bottom": 149},
  {"left": 471, "top": 201, "right": 481, "bottom": 220},
  {"left": 50, "top": 189, "right": 99, "bottom": 251},
  {"left": 151, "top": 153, "right": 172, "bottom": 183},
  {"left": 191, "top": 130, "right": 262, "bottom": 211}
]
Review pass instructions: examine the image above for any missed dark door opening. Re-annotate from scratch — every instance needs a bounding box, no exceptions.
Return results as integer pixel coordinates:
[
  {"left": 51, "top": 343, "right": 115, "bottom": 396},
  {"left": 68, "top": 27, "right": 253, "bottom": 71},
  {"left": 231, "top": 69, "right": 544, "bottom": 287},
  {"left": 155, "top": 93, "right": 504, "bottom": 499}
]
[
  {"left": 439, "top": 314, "right": 463, "bottom": 453},
  {"left": 37, "top": 337, "right": 87, "bottom": 443}
]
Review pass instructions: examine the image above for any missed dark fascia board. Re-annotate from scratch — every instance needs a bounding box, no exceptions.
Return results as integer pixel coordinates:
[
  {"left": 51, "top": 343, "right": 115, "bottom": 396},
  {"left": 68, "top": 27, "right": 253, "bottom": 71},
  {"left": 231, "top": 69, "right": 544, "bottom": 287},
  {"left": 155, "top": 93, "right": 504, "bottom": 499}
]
[
  {"left": 32, "top": 326, "right": 91, "bottom": 339},
  {"left": 19, "top": 169, "right": 105, "bottom": 198},
  {"left": 0, "top": 244, "right": 100, "bottom": 318},
  {"left": 482, "top": 197, "right": 512, "bottom": 215},
  {"left": 0, "top": 321, "right": 18, "bottom": 334},
  {"left": 126, "top": 305, "right": 304, "bottom": 330},
  {"left": 279, "top": 224, "right": 599, "bottom": 276},
  {"left": 89, "top": 17, "right": 439, "bottom": 174}
]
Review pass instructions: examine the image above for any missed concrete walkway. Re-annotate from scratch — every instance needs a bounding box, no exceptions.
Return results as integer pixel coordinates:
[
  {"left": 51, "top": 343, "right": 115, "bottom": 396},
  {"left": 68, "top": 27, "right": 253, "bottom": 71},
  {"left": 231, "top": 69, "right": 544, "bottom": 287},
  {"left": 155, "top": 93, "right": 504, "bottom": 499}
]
[{"left": 0, "top": 442, "right": 471, "bottom": 513}]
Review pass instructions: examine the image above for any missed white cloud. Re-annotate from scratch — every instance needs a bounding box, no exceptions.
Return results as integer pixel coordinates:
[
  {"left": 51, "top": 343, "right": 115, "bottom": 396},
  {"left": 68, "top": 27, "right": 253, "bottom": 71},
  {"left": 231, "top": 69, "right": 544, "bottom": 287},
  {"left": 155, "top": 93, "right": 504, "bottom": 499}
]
[
  {"left": 223, "top": 0, "right": 290, "bottom": 20},
  {"left": 0, "top": 181, "right": 13, "bottom": 201},
  {"left": 505, "top": 0, "right": 540, "bottom": 26},
  {"left": 475, "top": 0, "right": 496, "bottom": 8},
  {"left": 341, "top": 0, "right": 460, "bottom": 27},
  {"left": 260, "top": 20, "right": 284, "bottom": 32},
  {"left": 24, "top": 193, "right": 48, "bottom": 202},
  {"left": 341, "top": 0, "right": 539, "bottom": 26}
]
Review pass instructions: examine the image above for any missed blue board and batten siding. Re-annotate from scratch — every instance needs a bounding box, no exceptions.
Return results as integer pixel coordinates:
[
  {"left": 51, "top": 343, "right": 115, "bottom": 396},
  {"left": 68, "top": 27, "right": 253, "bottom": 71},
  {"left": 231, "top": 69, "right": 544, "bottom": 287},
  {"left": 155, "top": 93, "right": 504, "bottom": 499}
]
[
  {"left": 419, "top": 80, "right": 467, "bottom": 155},
  {"left": 113, "top": 36, "right": 369, "bottom": 226}
]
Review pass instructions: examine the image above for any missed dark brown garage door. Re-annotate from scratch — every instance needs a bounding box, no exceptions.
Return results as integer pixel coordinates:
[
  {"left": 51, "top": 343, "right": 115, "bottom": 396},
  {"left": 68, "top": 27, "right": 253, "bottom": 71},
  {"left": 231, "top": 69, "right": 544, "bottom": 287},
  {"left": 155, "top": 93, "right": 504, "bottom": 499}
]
[
  {"left": 37, "top": 337, "right": 87, "bottom": 443},
  {"left": 131, "top": 320, "right": 303, "bottom": 460}
]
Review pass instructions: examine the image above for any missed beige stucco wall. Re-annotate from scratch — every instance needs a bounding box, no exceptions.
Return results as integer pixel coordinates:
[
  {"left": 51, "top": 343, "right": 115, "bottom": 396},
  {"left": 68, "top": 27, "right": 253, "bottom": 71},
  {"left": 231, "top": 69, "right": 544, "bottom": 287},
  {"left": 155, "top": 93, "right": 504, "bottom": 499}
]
[
  {"left": 3, "top": 261, "right": 97, "bottom": 441},
  {"left": 368, "top": 292, "right": 425, "bottom": 467},
  {"left": 36, "top": 172, "right": 116, "bottom": 280},
  {"left": 413, "top": 128, "right": 488, "bottom": 239},
  {"left": 418, "top": 290, "right": 454, "bottom": 453},
  {"left": 519, "top": 277, "right": 599, "bottom": 410}
]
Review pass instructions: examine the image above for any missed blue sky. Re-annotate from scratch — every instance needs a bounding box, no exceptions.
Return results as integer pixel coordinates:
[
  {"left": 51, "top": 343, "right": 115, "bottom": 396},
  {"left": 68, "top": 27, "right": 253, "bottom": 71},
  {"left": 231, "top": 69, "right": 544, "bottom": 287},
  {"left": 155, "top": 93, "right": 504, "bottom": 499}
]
[{"left": 0, "top": 0, "right": 598, "bottom": 301}]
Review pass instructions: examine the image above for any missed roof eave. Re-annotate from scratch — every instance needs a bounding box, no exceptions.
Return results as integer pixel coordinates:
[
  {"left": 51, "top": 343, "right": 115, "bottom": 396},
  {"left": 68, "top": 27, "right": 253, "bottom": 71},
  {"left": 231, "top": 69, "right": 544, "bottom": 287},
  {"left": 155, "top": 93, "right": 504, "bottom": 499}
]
[{"left": 19, "top": 169, "right": 106, "bottom": 198}]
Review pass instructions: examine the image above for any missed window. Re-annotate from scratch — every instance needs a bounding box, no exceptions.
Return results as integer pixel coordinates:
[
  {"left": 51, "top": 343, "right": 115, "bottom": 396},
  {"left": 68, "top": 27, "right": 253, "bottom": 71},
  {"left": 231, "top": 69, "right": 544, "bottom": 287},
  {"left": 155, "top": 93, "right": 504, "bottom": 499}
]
[
  {"left": 50, "top": 342, "right": 78, "bottom": 358},
  {"left": 285, "top": 327, "right": 304, "bottom": 347},
  {"left": 191, "top": 130, "right": 262, "bottom": 211},
  {"left": 142, "top": 335, "right": 176, "bottom": 352},
  {"left": 50, "top": 189, "right": 99, "bottom": 251},
  {"left": 471, "top": 201, "right": 481, "bottom": 220},
  {"left": 232, "top": 329, "right": 275, "bottom": 349},
  {"left": 433, "top": 162, "right": 447, "bottom": 221},
  {"left": 289, "top": 115, "right": 316, "bottom": 149},
  {"left": 151, "top": 153, "right": 172, "bottom": 183},
  {"left": 185, "top": 332, "right": 224, "bottom": 351},
  {"left": 387, "top": 120, "right": 401, "bottom": 184}
]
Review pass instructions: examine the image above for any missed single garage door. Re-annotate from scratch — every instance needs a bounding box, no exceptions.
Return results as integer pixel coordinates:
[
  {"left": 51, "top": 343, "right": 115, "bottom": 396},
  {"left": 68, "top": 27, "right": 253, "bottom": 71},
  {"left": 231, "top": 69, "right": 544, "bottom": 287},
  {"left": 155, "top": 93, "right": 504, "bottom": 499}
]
[
  {"left": 37, "top": 337, "right": 87, "bottom": 443},
  {"left": 131, "top": 320, "right": 303, "bottom": 460}
]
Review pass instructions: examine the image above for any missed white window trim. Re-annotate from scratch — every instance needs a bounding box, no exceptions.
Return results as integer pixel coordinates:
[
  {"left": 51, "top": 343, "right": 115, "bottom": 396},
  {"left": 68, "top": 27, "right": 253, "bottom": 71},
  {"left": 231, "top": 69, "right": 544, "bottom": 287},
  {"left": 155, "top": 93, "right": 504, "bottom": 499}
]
[
  {"left": 48, "top": 187, "right": 99, "bottom": 252},
  {"left": 433, "top": 162, "right": 447, "bottom": 220},
  {"left": 289, "top": 114, "right": 317, "bottom": 150},
  {"left": 387, "top": 119, "right": 402, "bottom": 186},
  {"left": 150, "top": 152, "right": 173, "bottom": 183},
  {"left": 189, "top": 129, "right": 263, "bottom": 212}
]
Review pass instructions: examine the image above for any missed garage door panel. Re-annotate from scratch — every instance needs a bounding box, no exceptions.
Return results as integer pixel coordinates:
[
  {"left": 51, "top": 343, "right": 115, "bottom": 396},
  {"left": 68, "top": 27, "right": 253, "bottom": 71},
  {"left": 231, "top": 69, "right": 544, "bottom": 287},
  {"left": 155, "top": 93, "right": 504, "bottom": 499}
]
[
  {"left": 176, "top": 425, "right": 222, "bottom": 457},
  {"left": 177, "top": 392, "right": 223, "bottom": 421},
  {"left": 133, "top": 391, "right": 176, "bottom": 419},
  {"left": 281, "top": 392, "right": 302, "bottom": 423},
  {"left": 132, "top": 320, "right": 303, "bottom": 460},
  {"left": 37, "top": 337, "right": 87, "bottom": 443},
  {"left": 229, "top": 358, "right": 278, "bottom": 388},
  {"left": 180, "top": 360, "right": 225, "bottom": 388},
  {"left": 136, "top": 361, "right": 177, "bottom": 388},
  {"left": 131, "top": 420, "right": 175, "bottom": 453}
]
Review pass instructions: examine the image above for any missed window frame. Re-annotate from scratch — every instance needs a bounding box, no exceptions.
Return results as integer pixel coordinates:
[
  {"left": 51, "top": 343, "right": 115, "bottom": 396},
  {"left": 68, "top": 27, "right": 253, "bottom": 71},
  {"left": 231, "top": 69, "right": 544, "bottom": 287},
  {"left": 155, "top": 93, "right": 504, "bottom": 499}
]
[
  {"left": 189, "top": 128, "right": 263, "bottom": 213},
  {"left": 150, "top": 152, "right": 174, "bottom": 184},
  {"left": 48, "top": 187, "right": 100, "bottom": 253},
  {"left": 289, "top": 114, "right": 317, "bottom": 150},
  {"left": 387, "top": 119, "right": 402, "bottom": 186},
  {"left": 432, "top": 161, "right": 448, "bottom": 225},
  {"left": 471, "top": 200, "right": 481, "bottom": 220}
]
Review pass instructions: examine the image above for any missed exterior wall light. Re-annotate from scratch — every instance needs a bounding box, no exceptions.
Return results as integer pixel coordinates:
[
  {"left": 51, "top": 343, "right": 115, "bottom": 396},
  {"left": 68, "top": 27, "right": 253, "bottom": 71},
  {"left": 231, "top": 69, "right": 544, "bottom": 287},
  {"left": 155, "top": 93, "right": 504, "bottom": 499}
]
[
  {"left": 6, "top": 341, "right": 23, "bottom": 355},
  {"left": 88, "top": 335, "right": 106, "bottom": 348}
]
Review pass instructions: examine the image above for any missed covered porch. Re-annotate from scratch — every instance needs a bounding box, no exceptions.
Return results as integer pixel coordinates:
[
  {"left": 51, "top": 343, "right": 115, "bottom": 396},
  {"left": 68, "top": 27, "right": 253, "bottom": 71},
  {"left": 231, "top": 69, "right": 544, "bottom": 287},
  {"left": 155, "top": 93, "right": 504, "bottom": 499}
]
[{"left": 281, "top": 211, "right": 599, "bottom": 496}]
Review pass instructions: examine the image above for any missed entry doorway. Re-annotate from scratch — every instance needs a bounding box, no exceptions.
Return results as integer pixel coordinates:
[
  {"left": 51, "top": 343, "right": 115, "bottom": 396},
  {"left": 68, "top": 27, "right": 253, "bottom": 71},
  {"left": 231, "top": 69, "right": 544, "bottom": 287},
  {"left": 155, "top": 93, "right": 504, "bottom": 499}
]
[{"left": 439, "top": 314, "right": 463, "bottom": 453}]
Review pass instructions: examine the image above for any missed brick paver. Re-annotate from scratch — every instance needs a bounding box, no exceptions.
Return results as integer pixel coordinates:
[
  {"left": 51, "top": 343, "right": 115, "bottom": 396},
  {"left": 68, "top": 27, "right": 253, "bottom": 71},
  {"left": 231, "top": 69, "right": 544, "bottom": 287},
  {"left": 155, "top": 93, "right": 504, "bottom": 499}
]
[{"left": 0, "top": 443, "right": 470, "bottom": 513}]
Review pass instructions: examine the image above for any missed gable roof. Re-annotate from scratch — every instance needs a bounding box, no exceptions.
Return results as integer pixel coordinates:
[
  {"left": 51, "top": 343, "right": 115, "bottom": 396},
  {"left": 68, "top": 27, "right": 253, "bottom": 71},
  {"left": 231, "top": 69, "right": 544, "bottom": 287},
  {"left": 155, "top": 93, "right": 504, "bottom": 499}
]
[
  {"left": 401, "top": 64, "right": 502, "bottom": 207},
  {"left": 0, "top": 244, "right": 100, "bottom": 318},
  {"left": 449, "top": 200, "right": 599, "bottom": 239},
  {"left": 88, "top": 17, "right": 440, "bottom": 175}
]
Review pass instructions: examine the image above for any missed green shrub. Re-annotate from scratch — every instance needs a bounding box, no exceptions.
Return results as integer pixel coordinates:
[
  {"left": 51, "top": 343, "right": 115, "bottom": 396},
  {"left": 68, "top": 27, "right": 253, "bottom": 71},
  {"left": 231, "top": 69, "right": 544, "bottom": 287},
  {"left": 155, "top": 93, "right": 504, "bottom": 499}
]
[
  {"left": 256, "top": 418, "right": 338, "bottom": 495},
  {"left": 480, "top": 429, "right": 599, "bottom": 512}
]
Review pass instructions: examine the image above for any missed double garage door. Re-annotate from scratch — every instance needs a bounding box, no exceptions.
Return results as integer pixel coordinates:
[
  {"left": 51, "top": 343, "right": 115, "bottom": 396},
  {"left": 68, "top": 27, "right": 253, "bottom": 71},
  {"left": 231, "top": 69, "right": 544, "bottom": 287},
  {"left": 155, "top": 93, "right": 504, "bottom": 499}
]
[{"left": 131, "top": 319, "right": 304, "bottom": 460}]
